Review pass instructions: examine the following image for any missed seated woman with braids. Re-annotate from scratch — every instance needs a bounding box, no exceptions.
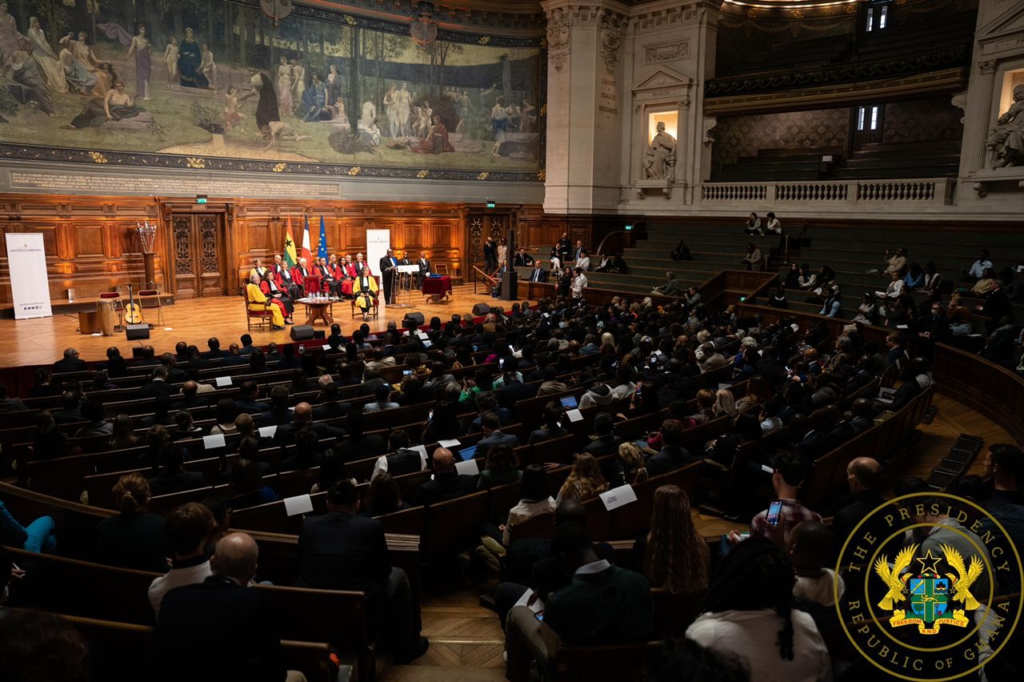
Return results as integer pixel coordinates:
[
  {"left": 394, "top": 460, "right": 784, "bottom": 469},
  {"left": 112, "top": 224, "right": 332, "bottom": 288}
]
[{"left": 685, "top": 537, "right": 831, "bottom": 682}]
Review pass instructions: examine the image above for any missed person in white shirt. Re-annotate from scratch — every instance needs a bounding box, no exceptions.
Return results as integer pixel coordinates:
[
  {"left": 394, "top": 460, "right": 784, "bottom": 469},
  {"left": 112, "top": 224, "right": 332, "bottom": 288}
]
[
  {"left": 878, "top": 271, "right": 905, "bottom": 300},
  {"left": 764, "top": 212, "right": 782, "bottom": 234},
  {"left": 787, "top": 520, "right": 844, "bottom": 608},
  {"left": 570, "top": 268, "right": 587, "bottom": 299},
  {"left": 501, "top": 464, "right": 556, "bottom": 545},
  {"left": 148, "top": 502, "right": 215, "bottom": 617},
  {"left": 686, "top": 537, "right": 831, "bottom": 682},
  {"left": 963, "top": 249, "right": 993, "bottom": 281},
  {"left": 576, "top": 249, "right": 591, "bottom": 272}
]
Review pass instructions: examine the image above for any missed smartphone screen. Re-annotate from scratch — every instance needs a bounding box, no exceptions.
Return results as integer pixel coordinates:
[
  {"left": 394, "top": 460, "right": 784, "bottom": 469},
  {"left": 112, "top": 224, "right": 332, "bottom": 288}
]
[
  {"left": 761, "top": 464, "right": 774, "bottom": 474},
  {"left": 428, "top": 409, "right": 434, "bottom": 423},
  {"left": 766, "top": 500, "right": 784, "bottom": 527}
]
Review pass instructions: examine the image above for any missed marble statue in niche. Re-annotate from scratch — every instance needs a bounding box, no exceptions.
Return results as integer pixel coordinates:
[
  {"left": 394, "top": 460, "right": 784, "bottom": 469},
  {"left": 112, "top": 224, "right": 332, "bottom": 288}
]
[
  {"left": 987, "top": 85, "right": 1024, "bottom": 168},
  {"left": 644, "top": 120, "right": 676, "bottom": 180}
]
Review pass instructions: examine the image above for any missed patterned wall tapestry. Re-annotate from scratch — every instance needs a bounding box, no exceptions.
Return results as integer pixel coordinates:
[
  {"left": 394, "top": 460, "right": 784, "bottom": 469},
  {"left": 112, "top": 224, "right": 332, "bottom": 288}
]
[
  {"left": 883, "top": 96, "right": 964, "bottom": 145},
  {"left": 0, "top": 0, "right": 544, "bottom": 181},
  {"left": 713, "top": 109, "right": 850, "bottom": 169}
]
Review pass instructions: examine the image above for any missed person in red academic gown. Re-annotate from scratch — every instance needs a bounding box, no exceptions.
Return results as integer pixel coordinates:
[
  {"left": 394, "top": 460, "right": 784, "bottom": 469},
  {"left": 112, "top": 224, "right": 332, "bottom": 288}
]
[{"left": 260, "top": 270, "right": 293, "bottom": 323}]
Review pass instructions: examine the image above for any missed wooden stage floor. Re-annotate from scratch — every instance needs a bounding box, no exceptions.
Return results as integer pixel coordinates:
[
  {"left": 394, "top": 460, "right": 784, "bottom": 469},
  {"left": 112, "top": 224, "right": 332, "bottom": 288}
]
[{"left": 1, "top": 284, "right": 510, "bottom": 367}]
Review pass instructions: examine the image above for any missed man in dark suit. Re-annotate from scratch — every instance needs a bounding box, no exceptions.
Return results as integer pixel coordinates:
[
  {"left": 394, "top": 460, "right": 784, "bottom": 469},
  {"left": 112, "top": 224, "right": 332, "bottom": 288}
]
[
  {"left": 239, "top": 333, "right": 258, "bottom": 356},
  {"left": 476, "top": 411, "right": 520, "bottom": 458},
  {"left": 645, "top": 419, "right": 700, "bottom": 477},
  {"left": 527, "top": 263, "right": 548, "bottom": 283},
  {"left": 154, "top": 532, "right": 295, "bottom": 682},
  {"left": 499, "top": 371, "right": 538, "bottom": 409},
  {"left": 235, "top": 380, "right": 270, "bottom": 415},
  {"left": 312, "top": 381, "right": 350, "bottom": 421},
  {"left": 202, "top": 337, "right": 225, "bottom": 360},
  {"left": 512, "top": 248, "right": 534, "bottom": 267},
  {"left": 356, "top": 367, "right": 388, "bottom": 397},
  {"left": 413, "top": 448, "right": 477, "bottom": 506},
  {"left": 53, "top": 347, "right": 87, "bottom": 373},
  {"left": 379, "top": 248, "right": 400, "bottom": 304},
  {"left": 171, "top": 380, "right": 209, "bottom": 411},
  {"left": 483, "top": 237, "right": 498, "bottom": 273},
  {"left": 139, "top": 366, "right": 176, "bottom": 401},
  {"left": 274, "top": 402, "right": 343, "bottom": 446},
  {"left": 264, "top": 385, "right": 296, "bottom": 427},
  {"left": 832, "top": 457, "right": 886, "bottom": 549},
  {"left": 416, "top": 251, "right": 431, "bottom": 287},
  {"left": 158, "top": 353, "right": 186, "bottom": 384},
  {"left": 296, "top": 480, "right": 429, "bottom": 661},
  {"left": 583, "top": 412, "right": 622, "bottom": 457}
]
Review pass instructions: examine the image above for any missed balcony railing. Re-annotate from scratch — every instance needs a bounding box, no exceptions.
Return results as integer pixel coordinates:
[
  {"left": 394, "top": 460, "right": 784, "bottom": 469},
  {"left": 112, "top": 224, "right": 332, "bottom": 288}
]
[{"left": 701, "top": 179, "right": 953, "bottom": 209}]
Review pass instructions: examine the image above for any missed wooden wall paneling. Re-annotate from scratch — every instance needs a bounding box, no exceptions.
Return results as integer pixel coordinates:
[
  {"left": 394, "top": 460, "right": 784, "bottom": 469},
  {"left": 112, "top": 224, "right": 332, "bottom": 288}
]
[{"left": 75, "top": 226, "right": 104, "bottom": 258}]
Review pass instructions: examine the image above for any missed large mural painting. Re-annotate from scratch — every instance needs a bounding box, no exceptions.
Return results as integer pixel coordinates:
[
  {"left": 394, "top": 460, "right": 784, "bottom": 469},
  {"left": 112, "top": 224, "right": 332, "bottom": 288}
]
[{"left": 0, "top": 0, "right": 544, "bottom": 180}]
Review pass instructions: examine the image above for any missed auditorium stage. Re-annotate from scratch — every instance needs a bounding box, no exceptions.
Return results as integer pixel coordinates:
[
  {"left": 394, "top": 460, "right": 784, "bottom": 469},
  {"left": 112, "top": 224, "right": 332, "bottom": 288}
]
[{"left": 0, "top": 284, "right": 515, "bottom": 367}]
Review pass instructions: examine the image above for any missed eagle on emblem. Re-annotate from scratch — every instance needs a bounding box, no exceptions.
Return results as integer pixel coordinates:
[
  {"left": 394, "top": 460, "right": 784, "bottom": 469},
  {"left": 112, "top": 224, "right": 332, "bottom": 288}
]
[
  {"left": 873, "top": 544, "right": 917, "bottom": 610},
  {"left": 940, "top": 543, "right": 984, "bottom": 611}
]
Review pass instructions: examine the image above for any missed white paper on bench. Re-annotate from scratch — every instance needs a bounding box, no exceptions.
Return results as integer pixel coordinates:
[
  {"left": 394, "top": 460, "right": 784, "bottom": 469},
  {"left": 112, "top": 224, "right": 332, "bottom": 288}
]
[
  {"left": 437, "top": 439, "right": 461, "bottom": 448},
  {"left": 455, "top": 458, "right": 480, "bottom": 476},
  {"left": 417, "top": 331, "right": 429, "bottom": 340},
  {"left": 565, "top": 409, "right": 584, "bottom": 423},
  {"left": 411, "top": 444, "right": 429, "bottom": 469},
  {"left": 215, "top": 376, "right": 232, "bottom": 387},
  {"left": 258, "top": 425, "right": 278, "bottom": 438},
  {"left": 203, "top": 434, "right": 226, "bottom": 450},
  {"left": 600, "top": 484, "right": 638, "bottom": 511},
  {"left": 284, "top": 494, "right": 314, "bottom": 517},
  {"left": 322, "top": 344, "right": 332, "bottom": 351},
  {"left": 513, "top": 588, "right": 545, "bottom": 615}
]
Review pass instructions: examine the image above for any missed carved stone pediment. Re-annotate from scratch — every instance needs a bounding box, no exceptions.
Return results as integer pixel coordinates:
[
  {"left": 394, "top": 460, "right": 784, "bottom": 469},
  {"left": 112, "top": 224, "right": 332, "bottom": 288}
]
[
  {"left": 976, "top": 2, "right": 1024, "bottom": 59},
  {"left": 633, "top": 66, "right": 693, "bottom": 104}
]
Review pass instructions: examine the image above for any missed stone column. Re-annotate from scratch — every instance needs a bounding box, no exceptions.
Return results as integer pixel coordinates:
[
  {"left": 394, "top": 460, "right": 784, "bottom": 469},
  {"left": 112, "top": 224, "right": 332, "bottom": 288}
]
[{"left": 542, "top": 0, "right": 629, "bottom": 215}]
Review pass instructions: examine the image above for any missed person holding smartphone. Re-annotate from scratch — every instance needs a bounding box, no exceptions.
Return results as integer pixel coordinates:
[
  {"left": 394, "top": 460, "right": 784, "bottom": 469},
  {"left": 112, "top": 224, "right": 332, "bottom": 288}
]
[{"left": 738, "top": 450, "right": 821, "bottom": 548}]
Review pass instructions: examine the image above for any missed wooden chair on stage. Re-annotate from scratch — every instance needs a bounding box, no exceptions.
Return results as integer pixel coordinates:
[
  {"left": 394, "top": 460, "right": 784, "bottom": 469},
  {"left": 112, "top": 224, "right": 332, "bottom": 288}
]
[
  {"left": 351, "top": 296, "right": 379, "bottom": 320},
  {"left": 245, "top": 289, "right": 273, "bottom": 331},
  {"left": 137, "top": 289, "right": 163, "bottom": 326},
  {"left": 434, "top": 264, "right": 449, "bottom": 276},
  {"left": 98, "top": 291, "right": 123, "bottom": 332}
]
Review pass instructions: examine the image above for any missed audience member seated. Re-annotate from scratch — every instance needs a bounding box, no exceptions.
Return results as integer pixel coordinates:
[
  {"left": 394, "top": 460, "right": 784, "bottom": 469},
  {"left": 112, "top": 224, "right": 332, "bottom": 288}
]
[
  {"left": 788, "top": 520, "right": 843, "bottom": 608},
  {"left": 154, "top": 533, "right": 306, "bottom": 682},
  {"left": 362, "top": 473, "right": 410, "bottom": 517},
  {"left": 645, "top": 419, "right": 699, "bottom": 477},
  {"left": 296, "top": 480, "right": 429, "bottom": 662},
  {"left": 687, "top": 538, "right": 830, "bottom": 682},
  {"left": 477, "top": 411, "right": 520, "bottom": 458},
  {"left": 234, "top": 381, "right": 270, "bottom": 415},
  {"left": 0, "top": 384, "right": 26, "bottom": 413},
  {"left": 632, "top": 485, "right": 709, "bottom": 595},
  {"left": 830, "top": 456, "right": 885, "bottom": 552},
  {"left": 671, "top": 239, "right": 692, "bottom": 261},
  {"left": 148, "top": 502, "right": 215, "bottom": 616},
  {"left": 652, "top": 271, "right": 682, "bottom": 297},
  {"left": 556, "top": 453, "right": 609, "bottom": 504},
  {"left": 582, "top": 412, "right": 622, "bottom": 459},
  {"left": 501, "top": 464, "right": 557, "bottom": 546},
  {"left": 478, "top": 444, "right": 522, "bottom": 489},
  {"left": 764, "top": 212, "right": 782, "bottom": 235},
  {"left": 363, "top": 384, "right": 399, "bottom": 413},
  {"left": 228, "top": 459, "right": 278, "bottom": 510},
  {"left": 95, "top": 473, "right": 168, "bottom": 573},
  {"left": 170, "top": 409, "right": 203, "bottom": 442},
  {"left": 883, "top": 247, "right": 908, "bottom": 276},
  {"left": 527, "top": 401, "right": 569, "bottom": 445},
  {"left": 149, "top": 443, "right": 207, "bottom": 496},
  {"left": 413, "top": 447, "right": 477, "bottom": 506},
  {"left": 275, "top": 402, "right": 343, "bottom": 445},
  {"left": 970, "top": 268, "right": 998, "bottom": 296},
  {"left": 333, "top": 410, "right": 386, "bottom": 462},
  {"left": 746, "top": 450, "right": 821, "bottom": 548},
  {"left": 371, "top": 429, "right": 425, "bottom": 479},
  {"left": 0, "top": 498, "right": 56, "bottom": 554},
  {"left": 505, "top": 523, "right": 653, "bottom": 682},
  {"left": 53, "top": 347, "right": 87, "bottom": 373},
  {"left": 741, "top": 243, "right": 762, "bottom": 270},
  {"left": 280, "top": 427, "right": 324, "bottom": 471},
  {"left": 52, "top": 390, "right": 84, "bottom": 424},
  {"left": 983, "top": 444, "right": 1024, "bottom": 506},
  {"left": 744, "top": 212, "right": 762, "bottom": 235},
  {"left": 963, "top": 249, "right": 993, "bottom": 282}
]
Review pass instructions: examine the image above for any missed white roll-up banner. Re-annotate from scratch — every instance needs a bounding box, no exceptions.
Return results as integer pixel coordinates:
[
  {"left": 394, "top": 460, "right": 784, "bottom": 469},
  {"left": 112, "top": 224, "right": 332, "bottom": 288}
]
[
  {"left": 5, "top": 233, "right": 52, "bottom": 319},
  {"left": 366, "top": 228, "right": 391, "bottom": 291}
]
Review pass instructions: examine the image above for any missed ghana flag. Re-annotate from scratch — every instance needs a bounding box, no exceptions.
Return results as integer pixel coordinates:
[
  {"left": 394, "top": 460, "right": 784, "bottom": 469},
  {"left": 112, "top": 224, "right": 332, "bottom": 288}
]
[{"left": 283, "top": 218, "right": 298, "bottom": 268}]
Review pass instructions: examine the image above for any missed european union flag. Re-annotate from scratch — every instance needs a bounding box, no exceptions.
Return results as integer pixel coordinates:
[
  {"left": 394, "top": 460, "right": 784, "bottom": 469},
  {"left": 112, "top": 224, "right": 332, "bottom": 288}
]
[{"left": 317, "top": 216, "right": 328, "bottom": 261}]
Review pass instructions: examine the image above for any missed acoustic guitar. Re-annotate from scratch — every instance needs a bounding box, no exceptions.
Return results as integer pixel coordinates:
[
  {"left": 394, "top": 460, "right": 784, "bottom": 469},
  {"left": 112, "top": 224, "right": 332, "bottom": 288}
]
[{"left": 124, "top": 283, "right": 143, "bottom": 325}]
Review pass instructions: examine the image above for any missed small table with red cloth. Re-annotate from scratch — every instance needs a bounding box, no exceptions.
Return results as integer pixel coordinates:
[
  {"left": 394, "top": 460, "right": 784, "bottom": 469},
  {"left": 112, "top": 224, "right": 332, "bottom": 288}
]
[{"left": 422, "top": 276, "right": 452, "bottom": 303}]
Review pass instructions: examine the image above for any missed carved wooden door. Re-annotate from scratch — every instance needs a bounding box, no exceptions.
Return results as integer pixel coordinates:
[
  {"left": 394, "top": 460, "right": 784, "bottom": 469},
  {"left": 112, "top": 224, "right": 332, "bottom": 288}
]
[{"left": 171, "top": 213, "right": 226, "bottom": 298}]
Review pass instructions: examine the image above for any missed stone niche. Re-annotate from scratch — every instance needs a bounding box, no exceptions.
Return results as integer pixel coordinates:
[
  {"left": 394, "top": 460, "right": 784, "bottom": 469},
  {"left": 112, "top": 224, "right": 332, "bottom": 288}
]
[
  {"left": 632, "top": 68, "right": 693, "bottom": 200},
  {"left": 958, "top": 0, "right": 1024, "bottom": 205}
]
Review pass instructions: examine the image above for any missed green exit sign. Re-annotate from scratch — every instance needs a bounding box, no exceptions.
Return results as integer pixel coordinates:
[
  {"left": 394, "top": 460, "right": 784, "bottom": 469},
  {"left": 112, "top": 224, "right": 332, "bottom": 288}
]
[
  {"left": 196, "top": 196, "right": 208, "bottom": 204},
  {"left": 625, "top": 224, "right": 633, "bottom": 231}
]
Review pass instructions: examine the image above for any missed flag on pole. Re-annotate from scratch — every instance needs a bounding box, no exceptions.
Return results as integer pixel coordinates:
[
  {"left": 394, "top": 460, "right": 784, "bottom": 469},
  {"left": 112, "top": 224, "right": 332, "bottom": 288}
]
[
  {"left": 283, "top": 218, "right": 297, "bottom": 268},
  {"left": 317, "top": 216, "right": 328, "bottom": 261},
  {"left": 301, "top": 216, "right": 313, "bottom": 264}
]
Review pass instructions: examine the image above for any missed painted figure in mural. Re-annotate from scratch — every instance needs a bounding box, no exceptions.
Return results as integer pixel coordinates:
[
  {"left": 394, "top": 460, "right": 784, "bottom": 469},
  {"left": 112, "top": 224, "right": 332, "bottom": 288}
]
[
  {"left": 302, "top": 74, "right": 332, "bottom": 123},
  {"left": 177, "top": 28, "right": 209, "bottom": 89},
  {"left": 66, "top": 79, "right": 142, "bottom": 129},
  {"left": 383, "top": 83, "right": 399, "bottom": 138},
  {"left": 520, "top": 99, "right": 536, "bottom": 132},
  {"left": 59, "top": 42, "right": 96, "bottom": 94},
  {"left": 644, "top": 121, "right": 676, "bottom": 181},
  {"left": 491, "top": 96, "right": 509, "bottom": 156},
  {"left": 396, "top": 82, "right": 413, "bottom": 137},
  {"left": 358, "top": 115, "right": 382, "bottom": 147},
  {"left": 276, "top": 56, "right": 293, "bottom": 115},
  {"left": 291, "top": 59, "right": 305, "bottom": 105},
  {"left": 199, "top": 43, "right": 217, "bottom": 90},
  {"left": 329, "top": 98, "right": 349, "bottom": 127},
  {"left": 5, "top": 48, "right": 55, "bottom": 115},
  {"left": 60, "top": 31, "right": 112, "bottom": 96},
  {"left": 126, "top": 25, "right": 152, "bottom": 100},
  {"left": 456, "top": 89, "right": 472, "bottom": 133},
  {"left": 413, "top": 101, "right": 432, "bottom": 138},
  {"left": 27, "top": 17, "right": 67, "bottom": 94},
  {"left": 243, "top": 68, "right": 280, "bottom": 133},
  {"left": 224, "top": 87, "right": 246, "bottom": 132},
  {"left": 163, "top": 37, "right": 178, "bottom": 85},
  {"left": 987, "top": 85, "right": 1024, "bottom": 168},
  {"left": 326, "top": 63, "right": 342, "bottom": 105},
  {"left": 0, "top": 2, "right": 26, "bottom": 61},
  {"left": 361, "top": 100, "right": 377, "bottom": 130}
]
